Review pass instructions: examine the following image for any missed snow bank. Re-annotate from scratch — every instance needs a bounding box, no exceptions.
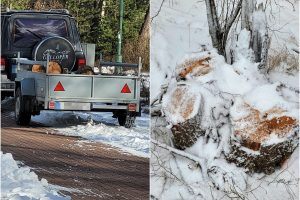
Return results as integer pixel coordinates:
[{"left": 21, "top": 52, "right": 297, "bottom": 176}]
[
  {"left": 1, "top": 152, "right": 70, "bottom": 200},
  {"left": 32, "top": 111, "right": 149, "bottom": 157}
]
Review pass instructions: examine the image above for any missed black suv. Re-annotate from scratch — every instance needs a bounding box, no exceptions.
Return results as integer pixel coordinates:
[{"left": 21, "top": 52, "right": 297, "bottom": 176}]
[{"left": 1, "top": 9, "right": 86, "bottom": 93}]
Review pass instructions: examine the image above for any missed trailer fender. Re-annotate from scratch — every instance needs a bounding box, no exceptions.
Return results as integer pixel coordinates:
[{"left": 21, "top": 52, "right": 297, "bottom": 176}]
[{"left": 15, "top": 78, "right": 36, "bottom": 96}]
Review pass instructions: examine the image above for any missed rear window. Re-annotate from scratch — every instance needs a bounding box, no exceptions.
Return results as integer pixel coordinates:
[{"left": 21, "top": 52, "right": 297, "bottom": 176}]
[{"left": 13, "top": 18, "right": 69, "bottom": 48}]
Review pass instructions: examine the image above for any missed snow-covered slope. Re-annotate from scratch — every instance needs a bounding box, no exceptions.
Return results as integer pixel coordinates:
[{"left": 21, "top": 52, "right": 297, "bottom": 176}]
[
  {"left": 150, "top": 0, "right": 299, "bottom": 102},
  {"left": 1, "top": 152, "right": 70, "bottom": 200},
  {"left": 150, "top": 0, "right": 299, "bottom": 199},
  {"left": 150, "top": 0, "right": 212, "bottom": 102}
]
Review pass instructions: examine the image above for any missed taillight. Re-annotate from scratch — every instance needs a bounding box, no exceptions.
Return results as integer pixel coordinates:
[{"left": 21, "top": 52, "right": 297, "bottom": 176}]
[
  {"left": 1, "top": 57, "right": 6, "bottom": 71},
  {"left": 77, "top": 58, "right": 86, "bottom": 68},
  {"left": 128, "top": 103, "right": 137, "bottom": 112}
]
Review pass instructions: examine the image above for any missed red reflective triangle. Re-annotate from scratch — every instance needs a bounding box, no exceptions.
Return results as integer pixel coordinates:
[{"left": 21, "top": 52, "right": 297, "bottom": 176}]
[
  {"left": 54, "top": 81, "right": 65, "bottom": 91},
  {"left": 121, "top": 83, "right": 131, "bottom": 93}
]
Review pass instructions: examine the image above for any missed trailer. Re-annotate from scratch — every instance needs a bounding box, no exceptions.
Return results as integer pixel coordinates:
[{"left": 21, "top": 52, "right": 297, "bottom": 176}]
[{"left": 14, "top": 53, "right": 141, "bottom": 128}]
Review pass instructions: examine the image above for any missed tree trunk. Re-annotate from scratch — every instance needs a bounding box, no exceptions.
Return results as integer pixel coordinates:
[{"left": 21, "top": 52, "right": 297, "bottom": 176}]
[
  {"left": 251, "top": 3, "right": 270, "bottom": 72},
  {"left": 241, "top": 0, "right": 255, "bottom": 30},
  {"left": 205, "top": 0, "right": 223, "bottom": 55},
  {"left": 229, "top": 0, "right": 270, "bottom": 68},
  {"left": 139, "top": 6, "right": 150, "bottom": 38},
  {"left": 205, "top": 0, "right": 242, "bottom": 60}
]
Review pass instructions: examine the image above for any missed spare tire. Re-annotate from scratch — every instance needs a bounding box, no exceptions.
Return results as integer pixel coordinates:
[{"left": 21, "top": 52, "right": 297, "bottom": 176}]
[{"left": 33, "top": 36, "right": 76, "bottom": 72}]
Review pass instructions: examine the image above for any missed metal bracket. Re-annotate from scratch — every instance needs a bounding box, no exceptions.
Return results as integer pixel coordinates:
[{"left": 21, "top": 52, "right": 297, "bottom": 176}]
[
  {"left": 16, "top": 52, "right": 48, "bottom": 71},
  {"left": 19, "top": 78, "right": 36, "bottom": 96}
]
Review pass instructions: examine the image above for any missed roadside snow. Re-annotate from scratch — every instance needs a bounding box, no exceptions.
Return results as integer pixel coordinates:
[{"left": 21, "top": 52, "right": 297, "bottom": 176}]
[
  {"left": 32, "top": 111, "right": 149, "bottom": 157},
  {"left": 1, "top": 152, "right": 70, "bottom": 200}
]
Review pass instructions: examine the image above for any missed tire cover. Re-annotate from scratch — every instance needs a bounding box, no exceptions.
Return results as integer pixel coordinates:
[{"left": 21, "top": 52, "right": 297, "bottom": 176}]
[{"left": 33, "top": 36, "right": 76, "bottom": 71}]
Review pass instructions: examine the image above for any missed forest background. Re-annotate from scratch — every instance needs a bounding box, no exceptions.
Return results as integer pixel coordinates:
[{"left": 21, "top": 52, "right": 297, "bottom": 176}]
[{"left": 1, "top": 0, "right": 150, "bottom": 71}]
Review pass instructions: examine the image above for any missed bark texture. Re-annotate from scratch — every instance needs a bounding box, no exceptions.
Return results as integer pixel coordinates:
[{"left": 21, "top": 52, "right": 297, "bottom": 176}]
[
  {"left": 228, "top": 100, "right": 299, "bottom": 174},
  {"left": 226, "top": 130, "right": 298, "bottom": 174},
  {"left": 205, "top": 0, "right": 242, "bottom": 58},
  {"left": 171, "top": 114, "right": 205, "bottom": 150}
]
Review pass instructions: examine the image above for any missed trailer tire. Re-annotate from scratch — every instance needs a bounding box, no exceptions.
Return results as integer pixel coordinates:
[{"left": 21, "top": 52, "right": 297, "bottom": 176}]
[
  {"left": 15, "top": 88, "right": 32, "bottom": 126},
  {"left": 118, "top": 112, "right": 135, "bottom": 128}
]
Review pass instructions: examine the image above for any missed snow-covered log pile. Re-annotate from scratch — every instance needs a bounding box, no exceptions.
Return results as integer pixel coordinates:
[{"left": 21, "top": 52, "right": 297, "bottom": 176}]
[{"left": 161, "top": 50, "right": 299, "bottom": 174}]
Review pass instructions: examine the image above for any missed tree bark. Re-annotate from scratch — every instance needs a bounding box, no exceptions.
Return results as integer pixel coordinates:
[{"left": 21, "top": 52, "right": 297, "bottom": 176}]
[
  {"left": 139, "top": 6, "right": 150, "bottom": 38},
  {"left": 205, "top": 0, "right": 242, "bottom": 59},
  {"left": 241, "top": 0, "right": 255, "bottom": 30}
]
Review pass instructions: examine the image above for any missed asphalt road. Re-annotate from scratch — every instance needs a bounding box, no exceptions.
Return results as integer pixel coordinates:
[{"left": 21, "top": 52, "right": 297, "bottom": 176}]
[{"left": 1, "top": 108, "right": 149, "bottom": 200}]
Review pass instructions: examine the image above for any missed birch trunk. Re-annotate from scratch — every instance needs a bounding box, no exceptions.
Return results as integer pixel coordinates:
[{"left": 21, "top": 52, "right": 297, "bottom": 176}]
[{"left": 205, "top": 0, "right": 242, "bottom": 59}]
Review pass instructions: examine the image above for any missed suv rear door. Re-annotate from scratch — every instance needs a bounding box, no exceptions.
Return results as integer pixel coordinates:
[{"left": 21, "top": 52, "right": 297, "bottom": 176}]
[{"left": 9, "top": 13, "right": 75, "bottom": 58}]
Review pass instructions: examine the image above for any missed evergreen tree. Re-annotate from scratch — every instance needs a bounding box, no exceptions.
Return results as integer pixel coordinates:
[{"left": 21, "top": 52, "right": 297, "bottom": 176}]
[
  {"left": 1, "top": 0, "right": 149, "bottom": 66},
  {"left": 1, "top": 0, "right": 31, "bottom": 9}
]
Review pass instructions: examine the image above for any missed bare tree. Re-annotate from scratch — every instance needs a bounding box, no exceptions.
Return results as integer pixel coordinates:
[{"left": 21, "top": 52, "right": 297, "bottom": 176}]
[
  {"left": 205, "top": 0, "right": 271, "bottom": 70},
  {"left": 205, "top": 0, "right": 242, "bottom": 58}
]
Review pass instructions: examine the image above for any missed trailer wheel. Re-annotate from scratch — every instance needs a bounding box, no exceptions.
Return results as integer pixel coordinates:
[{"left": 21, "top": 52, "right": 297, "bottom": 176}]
[
  {"left": 15, "top": 88, "right": 32, "bottom": 125},
  {"left": 118, "top": 112, "right": 135, "bottom": 128}
]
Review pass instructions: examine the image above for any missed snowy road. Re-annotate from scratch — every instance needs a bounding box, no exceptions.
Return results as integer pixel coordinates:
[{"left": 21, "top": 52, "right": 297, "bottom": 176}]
[{"left": 1, "top": 109, "right": 149, "bottom": 199}]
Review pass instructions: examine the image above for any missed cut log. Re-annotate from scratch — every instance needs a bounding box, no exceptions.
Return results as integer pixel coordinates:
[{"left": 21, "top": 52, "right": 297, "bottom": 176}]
[
  {"left": 177, "top": 56, "right": 211, "bottom": 79},
  {"left": 32, "top": 64, "right": 45, "bottom": 73},
  {"left": 231, "top": 103, "right": 297, "bottom": 151},
  {"left": 171, "top": 114, "right": 205, "bottom": 150},
  {"left": 226, "top": 132, "right": 298, "bottom": 174},
  {"left": 162, "top": 85, "right": 203, "bottom": 149},
  {"left": 32, "top": 61, "right": 62, "bottom": 74},
  {"left": 76, "top": 66, "right": 95, "bottom": 75},
  {"left": 228, "top": 101, "right": 299, "bottom": 174},
  {"left": 48, "top": 61, "right": 62, "bottom": 74}
]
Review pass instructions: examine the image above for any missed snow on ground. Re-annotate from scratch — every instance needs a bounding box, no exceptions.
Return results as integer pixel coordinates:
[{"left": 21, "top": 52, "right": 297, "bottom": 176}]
[
  {"left": 151, "top": 146, "right": 299, "bottom": 200},
  {"left": 151, "top": 0, "right": 299, "bottom": 199},
  {"left": 150, "top": 0, "right": 211, "bottom": 102},
  {"left": 1, "top": 152, "right": 70, "bottom": 200},
  {"left": 32, "top": 110, "right": 149, "bottom": 157},
  {"left": 150, "top": 0, "right": 299, "bottom": 102}
]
